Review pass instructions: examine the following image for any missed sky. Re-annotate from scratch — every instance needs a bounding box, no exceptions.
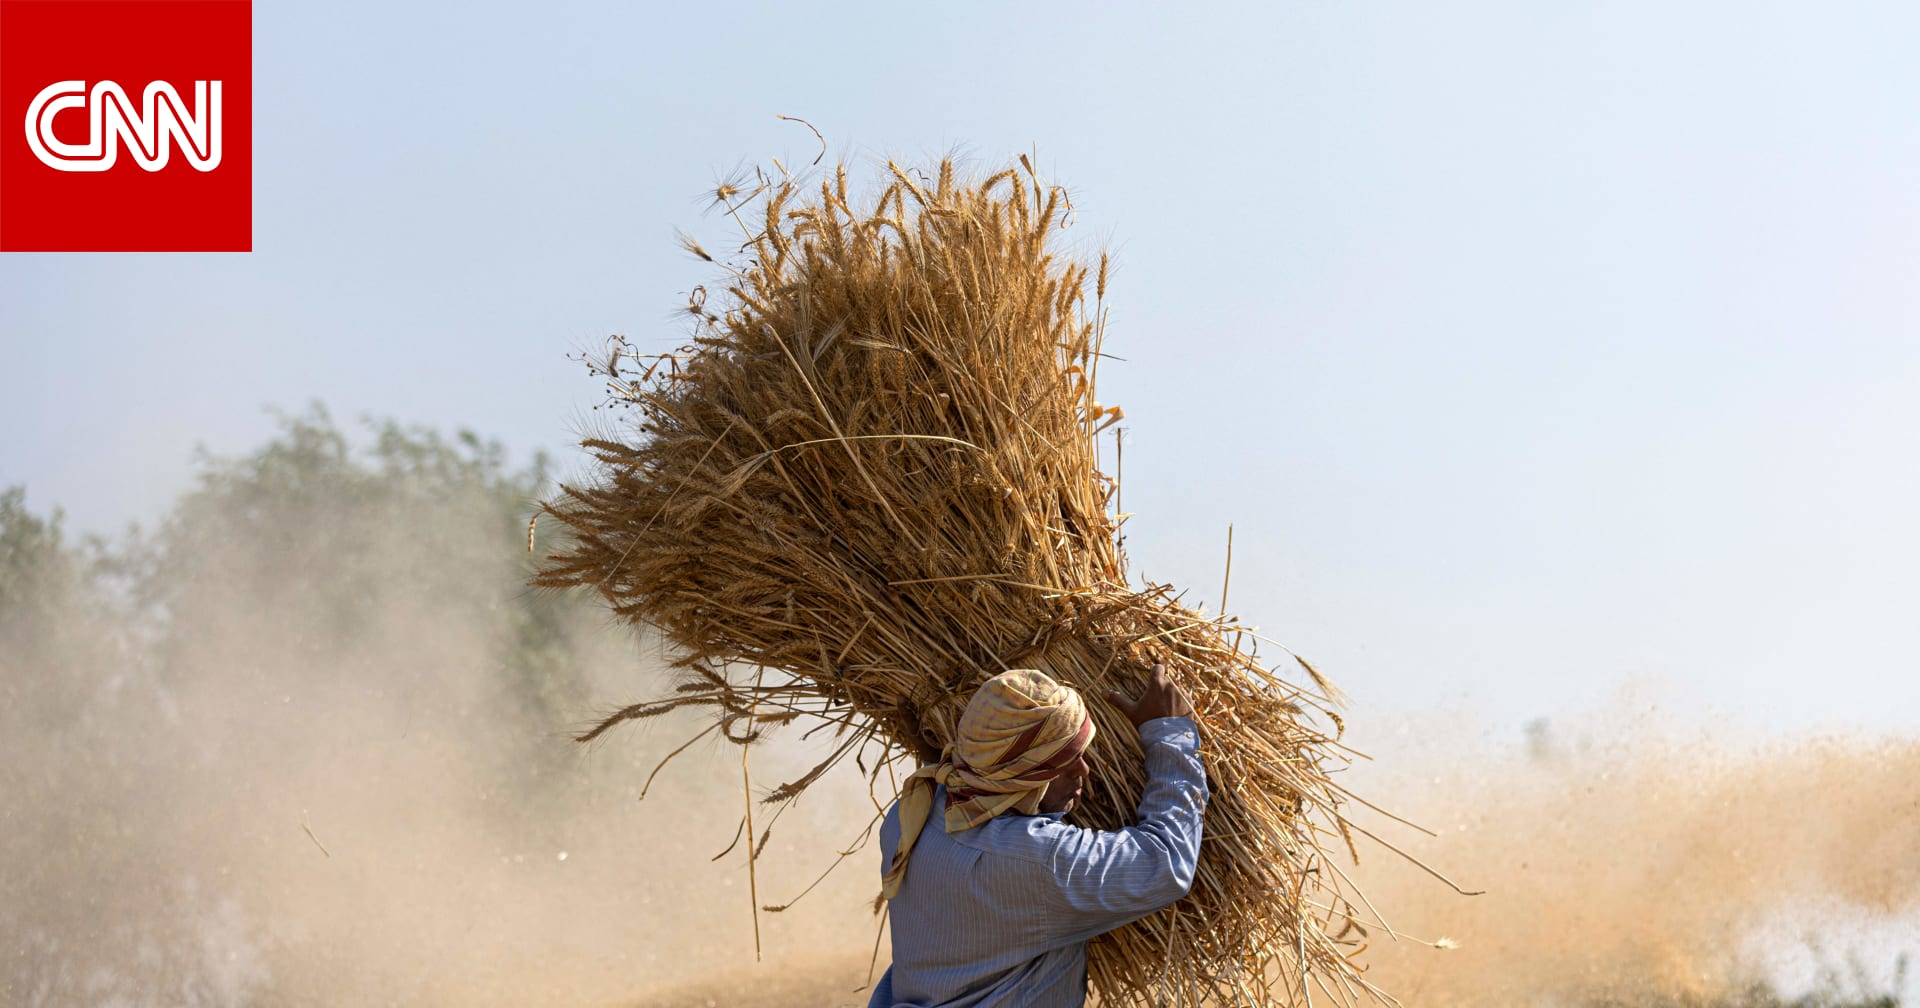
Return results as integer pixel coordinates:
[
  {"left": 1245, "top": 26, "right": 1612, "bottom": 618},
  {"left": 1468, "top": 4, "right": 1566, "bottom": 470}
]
[{"left": 5, "top": 0, "right": 1918, "bottom": 742}]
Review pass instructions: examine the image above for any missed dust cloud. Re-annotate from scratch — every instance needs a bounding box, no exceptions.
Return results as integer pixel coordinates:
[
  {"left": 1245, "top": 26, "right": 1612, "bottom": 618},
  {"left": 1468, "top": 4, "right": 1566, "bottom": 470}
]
[
  {"left": 3, "top": 422, "right": 1914, "bottom": 1007},
  {"left": 0, "top": 423, "right": 880, "bottom": 1007},
  {"left": 1342, "top": 714, "right": 1920, "bottom": 1006}
]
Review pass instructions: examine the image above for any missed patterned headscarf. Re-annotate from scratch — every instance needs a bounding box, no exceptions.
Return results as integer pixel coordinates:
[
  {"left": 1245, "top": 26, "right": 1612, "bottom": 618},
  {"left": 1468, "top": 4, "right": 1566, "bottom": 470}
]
[{"left": 881, "top": 668, "right": 1095, "bottom": 900}]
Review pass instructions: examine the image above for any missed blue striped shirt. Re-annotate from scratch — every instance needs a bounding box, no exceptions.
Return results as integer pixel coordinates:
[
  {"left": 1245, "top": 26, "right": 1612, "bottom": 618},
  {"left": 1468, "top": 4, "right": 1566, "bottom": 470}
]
[{"left": 868, "top": 717, "right": 1208, "bottom": 1008}]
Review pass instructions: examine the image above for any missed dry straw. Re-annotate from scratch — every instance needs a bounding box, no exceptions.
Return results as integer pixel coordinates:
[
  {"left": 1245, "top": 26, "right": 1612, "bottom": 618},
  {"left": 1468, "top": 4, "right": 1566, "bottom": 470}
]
[{"left": 537, "top": 155, "right": 1418, "bottom": 1005}]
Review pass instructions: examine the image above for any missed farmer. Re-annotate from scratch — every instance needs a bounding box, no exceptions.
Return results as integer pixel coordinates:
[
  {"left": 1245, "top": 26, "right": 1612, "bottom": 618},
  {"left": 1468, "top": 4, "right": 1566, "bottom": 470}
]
[{"left": 870, "top": 663, "right": 1207, "bottom": 1007}]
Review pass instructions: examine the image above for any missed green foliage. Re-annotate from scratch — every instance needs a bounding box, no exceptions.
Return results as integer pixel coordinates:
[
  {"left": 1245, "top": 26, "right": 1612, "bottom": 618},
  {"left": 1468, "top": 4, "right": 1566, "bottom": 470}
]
[
  {"left": 1, "top": 406, "right": 605, "bottom": 1006},
  {"left": 0, "top": 487, "right": 134, "bottom": 732},
  {"left": 0, "top": 486, "right": 83, "bottom": 657},
  {"left": 138, "top": 404, "right": 584, "bottom": 718},
  {"left": 3, "top": 403, "right": 596, "bottom": 780},
  {"left": 0, "top": 485, "right": 71, "bottom": 612}
]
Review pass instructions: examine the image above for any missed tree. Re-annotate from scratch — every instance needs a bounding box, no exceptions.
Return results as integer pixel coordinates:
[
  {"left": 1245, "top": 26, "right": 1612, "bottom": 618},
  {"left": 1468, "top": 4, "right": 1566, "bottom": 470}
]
[{"left": 0, "top": 406, "right": 617, "bottom": 1006}]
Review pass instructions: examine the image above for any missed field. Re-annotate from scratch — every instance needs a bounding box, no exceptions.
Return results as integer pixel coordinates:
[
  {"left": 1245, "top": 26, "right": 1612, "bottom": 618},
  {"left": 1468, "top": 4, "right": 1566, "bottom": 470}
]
[{"left": 2, "top": 411, "right": 1913, "bottom": 1007}]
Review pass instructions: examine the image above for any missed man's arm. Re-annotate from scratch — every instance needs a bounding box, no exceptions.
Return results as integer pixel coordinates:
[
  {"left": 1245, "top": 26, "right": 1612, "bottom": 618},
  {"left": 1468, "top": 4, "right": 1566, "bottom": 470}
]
[{"left": 1038, "top": 665, "right": 1209, "bottom": 943}]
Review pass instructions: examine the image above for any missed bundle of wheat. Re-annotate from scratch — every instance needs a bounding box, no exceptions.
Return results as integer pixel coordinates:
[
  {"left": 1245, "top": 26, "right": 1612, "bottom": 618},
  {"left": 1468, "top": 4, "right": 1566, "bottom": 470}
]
[{"left": 535, "top": 156, "right": 1403, "bottom": 1005}]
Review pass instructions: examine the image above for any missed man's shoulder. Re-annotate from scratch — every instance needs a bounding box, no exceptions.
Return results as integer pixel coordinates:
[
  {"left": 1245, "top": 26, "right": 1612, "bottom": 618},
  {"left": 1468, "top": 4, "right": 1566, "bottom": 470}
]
[{"left": 947, "top": 811, "right": 1081, "bottom": 866}]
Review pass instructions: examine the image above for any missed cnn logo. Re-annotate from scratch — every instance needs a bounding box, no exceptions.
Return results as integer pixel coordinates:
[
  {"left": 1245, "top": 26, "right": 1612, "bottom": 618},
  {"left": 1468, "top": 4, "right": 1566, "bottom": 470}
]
[
  {"left": 25, "top": 80, "right": 223, "bottom": 173},
  {"left": 1, "top": 0, "right": 251, "bottom": 252}
]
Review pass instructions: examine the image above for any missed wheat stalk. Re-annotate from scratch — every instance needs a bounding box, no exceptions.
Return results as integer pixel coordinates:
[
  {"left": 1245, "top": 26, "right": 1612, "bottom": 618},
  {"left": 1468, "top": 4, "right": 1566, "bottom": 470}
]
[{"left": 536, "top": 155, "right": 1403, "bottom": 1006}]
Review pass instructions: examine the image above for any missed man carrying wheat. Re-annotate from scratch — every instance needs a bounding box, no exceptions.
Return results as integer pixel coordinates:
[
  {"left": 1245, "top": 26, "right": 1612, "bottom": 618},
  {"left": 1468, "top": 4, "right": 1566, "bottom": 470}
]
[
  {"left": 537, "top": 158, "right": 1388, "bottom": 1003},
  {"left": 871, "top": 663, "right": 1207, "bottom": 1007}
]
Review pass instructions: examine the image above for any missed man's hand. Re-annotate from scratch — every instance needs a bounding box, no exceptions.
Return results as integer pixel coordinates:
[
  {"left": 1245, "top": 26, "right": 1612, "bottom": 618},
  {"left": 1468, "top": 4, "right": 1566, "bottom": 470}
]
[{"left": 1103, "top": 663, "right": 1194, "bottom": 728}]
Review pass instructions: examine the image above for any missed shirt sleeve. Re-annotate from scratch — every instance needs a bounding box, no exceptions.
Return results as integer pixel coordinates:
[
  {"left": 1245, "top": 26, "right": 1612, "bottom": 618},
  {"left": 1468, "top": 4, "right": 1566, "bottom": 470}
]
[{"left": 1037, "top": 716, "right": 1209, "bottom": 945}]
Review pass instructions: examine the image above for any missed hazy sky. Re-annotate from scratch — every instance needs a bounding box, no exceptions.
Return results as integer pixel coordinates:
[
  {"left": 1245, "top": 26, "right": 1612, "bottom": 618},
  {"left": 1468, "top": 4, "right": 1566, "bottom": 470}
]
[{"left": 5, "top": 1, "right": 1917, "bottom": 740}]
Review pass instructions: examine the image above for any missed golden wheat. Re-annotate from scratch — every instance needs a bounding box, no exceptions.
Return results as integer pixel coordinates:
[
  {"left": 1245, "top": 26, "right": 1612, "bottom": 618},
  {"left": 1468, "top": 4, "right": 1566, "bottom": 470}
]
[{"left": 536, "top": 155, "right": 1398, "bottom": 1006}]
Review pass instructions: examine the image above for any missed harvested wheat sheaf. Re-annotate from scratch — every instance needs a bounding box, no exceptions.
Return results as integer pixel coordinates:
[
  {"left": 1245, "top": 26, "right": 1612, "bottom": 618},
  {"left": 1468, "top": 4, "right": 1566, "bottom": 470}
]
[{"left": 535, "top": 156, "right": 1399, "bottom": 1006}]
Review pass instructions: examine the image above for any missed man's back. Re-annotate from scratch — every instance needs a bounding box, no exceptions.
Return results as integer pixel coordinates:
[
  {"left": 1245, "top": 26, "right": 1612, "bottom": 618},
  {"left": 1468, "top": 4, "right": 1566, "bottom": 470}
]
[{"left": 870, "top": 717, "right": 1207, "bottom": 1008}]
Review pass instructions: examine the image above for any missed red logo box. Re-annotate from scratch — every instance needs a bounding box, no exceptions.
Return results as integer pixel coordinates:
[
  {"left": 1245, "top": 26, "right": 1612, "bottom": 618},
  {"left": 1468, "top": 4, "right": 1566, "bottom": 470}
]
[{"left": 1, "top": 0, "right": 251, "bottom": 252}]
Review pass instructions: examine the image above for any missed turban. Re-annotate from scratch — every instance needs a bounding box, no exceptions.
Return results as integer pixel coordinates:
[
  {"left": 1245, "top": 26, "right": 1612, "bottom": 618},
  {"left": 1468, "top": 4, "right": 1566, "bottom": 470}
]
[{"left": 881, "top": 668, "right": 1095, "bottom": 900}]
